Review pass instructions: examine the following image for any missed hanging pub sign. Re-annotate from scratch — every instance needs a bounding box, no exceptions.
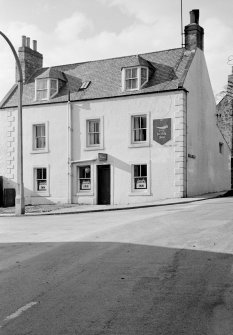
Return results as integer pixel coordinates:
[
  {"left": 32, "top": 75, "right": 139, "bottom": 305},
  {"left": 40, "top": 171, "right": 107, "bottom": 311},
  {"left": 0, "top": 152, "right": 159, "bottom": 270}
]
[
  {"left": 153, "top": 118, "right": 171, "bottom": 145},
  {"left": 98, "top": 153, "right": 108, "bottom": 161}
]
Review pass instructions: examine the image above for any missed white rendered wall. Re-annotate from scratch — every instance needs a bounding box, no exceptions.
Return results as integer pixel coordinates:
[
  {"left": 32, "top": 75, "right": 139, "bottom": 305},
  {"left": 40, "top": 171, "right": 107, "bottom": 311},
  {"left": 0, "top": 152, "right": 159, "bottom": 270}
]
[
  {"left": 22, "top": 103, "right": 68, "bottom": 204},
  {"left": 71, "top": 92, "right": 186, "bottom": 205},
  {"left": 184, "top": 48, "right": 230, "bottom": 195}
]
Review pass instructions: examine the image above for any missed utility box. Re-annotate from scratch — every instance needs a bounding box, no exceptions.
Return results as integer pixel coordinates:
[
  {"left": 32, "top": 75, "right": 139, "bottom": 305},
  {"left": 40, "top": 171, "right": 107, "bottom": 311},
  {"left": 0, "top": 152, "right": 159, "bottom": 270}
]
[
  {"left": 0, "top": 177, "right": 3, "bottom": 207},
  {"left": 3, "top": 188, "right": 16, "bottom": 207}
]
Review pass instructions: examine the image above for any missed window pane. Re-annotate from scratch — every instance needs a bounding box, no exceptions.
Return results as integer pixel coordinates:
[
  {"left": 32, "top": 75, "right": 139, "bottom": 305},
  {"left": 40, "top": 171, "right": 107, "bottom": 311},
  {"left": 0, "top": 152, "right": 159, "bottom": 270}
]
[
  {"left": 132, "top": 68, "right": 137, "bottom": 77},
  {"left": 89, "top": 121, "right": 95, "bottom": 132},
  {"left": 141, "top": 164, "right": 147, "bottom": 176},
  {"left": 50, "top": 79, "right": 57, "bottom": 90},
  {"left": 141, "top": 116, "right": 147, "bottom": 128},
  {"left": 125, "top": 69, "right": 131, "bottom": 79},
  {"left": 37, "top": 79, "right": 47, "bottom": 90},
  {"left": 37, "top": 90, "right": 47, "bottom": 100},
  {"left": 141, "top": 68, "right": 147, "bottom": 86},
  {"left": 126, "top": 80, "right": 131, "bottom": 90},
  {"left": 140, "top": 129, "right": 146, "bottom": 141},
  {"left": 50, "top": 79, "right": 57, "bottom": 97},
  {"left": 134, "top": 116, "right": 140, "bottom": 129},
  {"left": 131, "top": 79, "right": 138, "bottom": 89},
  {"left": 94, "top": 133, "right": 100, "bottom": 144},
  {"left": 89, "top": 133, "right": 95, "bottom": 145},
  {"left": 36, "top": 137, "right": 46, "bottom": 149},
  {"left": 134, "top": 165, "right": 140, "bottom": 177},
  {"left": 37, "top": 168, "right": 42, "bottom": 180}
]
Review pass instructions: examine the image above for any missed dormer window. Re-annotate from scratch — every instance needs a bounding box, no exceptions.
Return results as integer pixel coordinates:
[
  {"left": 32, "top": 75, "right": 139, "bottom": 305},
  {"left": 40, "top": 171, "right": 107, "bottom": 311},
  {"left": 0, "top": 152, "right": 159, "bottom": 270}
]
[
  {"left": 35, "top": 78, "right": 59, "bottom": 101},
  {"left": 122, "top": 67, "right": 149, "bottom": 91}
]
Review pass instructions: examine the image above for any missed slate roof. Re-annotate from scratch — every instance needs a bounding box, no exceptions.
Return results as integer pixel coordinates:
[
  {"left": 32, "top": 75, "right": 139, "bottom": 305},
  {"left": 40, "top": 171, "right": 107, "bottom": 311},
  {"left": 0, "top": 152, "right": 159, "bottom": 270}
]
[{"left": 0, "top": 47, "right": 195, "bottom": 108}]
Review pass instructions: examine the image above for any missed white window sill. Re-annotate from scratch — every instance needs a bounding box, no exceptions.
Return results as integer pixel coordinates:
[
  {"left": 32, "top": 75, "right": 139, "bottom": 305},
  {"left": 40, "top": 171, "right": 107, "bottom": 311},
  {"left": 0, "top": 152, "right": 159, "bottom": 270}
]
[
  {"left": 129, "top": 142, "right": 149, "bottom": 148},
  {"left": 31, "top": 149, "right": 49, "bottom": 154},
  {"left": 129, "top": 191, "right": 152, "bottom": 196},
  {"left": 84, "top": 146, "right": 104, "bottom": 151},
  {"left": 76, "top": 191, "right": 94, "bottom": 196}
]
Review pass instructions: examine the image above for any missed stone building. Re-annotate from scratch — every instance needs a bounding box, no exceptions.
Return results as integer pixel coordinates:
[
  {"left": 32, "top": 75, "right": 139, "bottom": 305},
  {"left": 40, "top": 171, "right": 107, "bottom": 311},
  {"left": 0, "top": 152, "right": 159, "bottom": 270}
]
[{"left": 216, "top": 69, "right": 233, "bottom": 188}]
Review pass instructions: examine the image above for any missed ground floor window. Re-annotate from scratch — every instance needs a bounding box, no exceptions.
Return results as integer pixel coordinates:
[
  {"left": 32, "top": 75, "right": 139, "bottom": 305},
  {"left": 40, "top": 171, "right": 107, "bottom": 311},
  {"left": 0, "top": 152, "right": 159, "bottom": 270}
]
[
  {"left": 35, "top": 167, "right": 47, "bottom": 192},
  {"left": 78, "top": 165, "right": 91, "bottom": 191},
  {"left": 133, "top": 164, "right": 147, "bottom": 189}
]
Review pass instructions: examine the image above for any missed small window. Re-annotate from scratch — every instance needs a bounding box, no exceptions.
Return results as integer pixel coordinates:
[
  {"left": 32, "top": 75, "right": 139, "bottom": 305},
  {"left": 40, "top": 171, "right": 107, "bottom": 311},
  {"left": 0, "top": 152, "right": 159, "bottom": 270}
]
[
  {"left": 132, "top": 115, "right": 147, "bottom": 142},
  {"left": 35, "top": 168, "right": 47, "bottom": 192},
  {"left": 33, "top": 124, "right": 46, "bottom": 150},
  {"left": 133, "top": 164, "right": 147, "bottom": 190},
  {"left": 141, "top": 68, "right": 148, "bottom": 86},
  {"left": 125, "top": 68, "right": 138, "bottom": 90},
  {"left": 219, "top": 142, "right": 224, "bottom": 154},
  {"left": 78, "top": 165, "right": 91, "bottom": 191},
  {"left": 123, "top": 67, "right": 148, "bottom": 91},
  {"left": 35, "top": 78, "right": 58, "bottom": 101},
  {"left": 36, "top": 79, "right": 48, "bottom": 100},
  {"left": 87, "top": 119, "right": 100, "bottom": 146},
  {"left": 80, "top": 81, "right": 91, "bottom": 90}
]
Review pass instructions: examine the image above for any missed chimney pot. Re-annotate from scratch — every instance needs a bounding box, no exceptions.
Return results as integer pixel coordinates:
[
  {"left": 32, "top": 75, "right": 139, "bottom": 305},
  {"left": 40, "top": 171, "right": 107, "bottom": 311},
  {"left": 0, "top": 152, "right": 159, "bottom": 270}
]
[
  {"left": 190, "top": 9, "right": 199, "bottom": 24},
  {"left": 22, "top": 35, "right": 26, "bottom": 47},
  {"left": 33, "top": 40, "right": 37, "bottom": 51},
  {"left": 26, "top": 37, "right": 30, "bottom": 48}
]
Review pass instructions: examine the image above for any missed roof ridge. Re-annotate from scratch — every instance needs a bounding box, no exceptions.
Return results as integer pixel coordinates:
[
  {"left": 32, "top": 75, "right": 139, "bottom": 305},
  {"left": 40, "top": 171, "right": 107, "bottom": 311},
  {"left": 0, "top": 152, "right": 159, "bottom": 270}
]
[{"left": 45, "top": 47, "right": 184, "bottom": 71}]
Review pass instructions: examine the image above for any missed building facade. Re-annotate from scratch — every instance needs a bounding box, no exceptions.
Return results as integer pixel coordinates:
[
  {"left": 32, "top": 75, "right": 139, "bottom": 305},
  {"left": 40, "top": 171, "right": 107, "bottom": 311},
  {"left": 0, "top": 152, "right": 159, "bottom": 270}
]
[{"left": 0, "top": 10, "right": 230, "bottom": 206}]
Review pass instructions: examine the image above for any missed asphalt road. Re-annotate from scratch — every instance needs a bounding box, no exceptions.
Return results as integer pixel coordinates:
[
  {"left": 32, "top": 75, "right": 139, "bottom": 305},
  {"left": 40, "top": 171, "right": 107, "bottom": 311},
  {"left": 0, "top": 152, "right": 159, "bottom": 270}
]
[{"left": 0, "top": 197, "right": 233, "bottom": 334}]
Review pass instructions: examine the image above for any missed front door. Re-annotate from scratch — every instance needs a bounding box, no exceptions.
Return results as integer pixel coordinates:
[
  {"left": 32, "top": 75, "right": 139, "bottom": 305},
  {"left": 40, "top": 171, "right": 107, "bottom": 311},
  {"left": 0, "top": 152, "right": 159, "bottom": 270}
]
[{"left": 97, "top": 165, "right": 110, "bottom": 205}]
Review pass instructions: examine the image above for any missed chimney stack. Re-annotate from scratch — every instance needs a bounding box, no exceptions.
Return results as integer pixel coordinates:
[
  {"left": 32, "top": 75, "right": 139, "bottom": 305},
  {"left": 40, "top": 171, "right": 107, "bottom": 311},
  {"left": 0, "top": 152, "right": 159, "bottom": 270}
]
[
  {"left": 16, "top": 35, "right": 43, "bottom": 83},
  {"left": 184, "top": 9, "right": 204, "bottom": 51},
  {"left": 227, "top": 67, "right": 233, "bottom": 98}
]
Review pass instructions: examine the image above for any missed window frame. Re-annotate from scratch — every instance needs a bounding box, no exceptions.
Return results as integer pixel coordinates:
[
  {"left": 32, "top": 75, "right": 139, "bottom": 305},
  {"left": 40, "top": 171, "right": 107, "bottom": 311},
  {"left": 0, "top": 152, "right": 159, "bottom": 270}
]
[
  {"left": 122, "top": 66, "right": 149, "bottom": 91},
  {"left": 33, "top": 166, "right": 50, "bottom": 196},
  {"left": 129, "top": 112, "right": 150, "bottom": 148},
  {"left": 130, "top": 161, "right": 151, "bottom": 196},
  {"left": 31, "top": 122, "right": 49, "bottom": 154},
  {"left": 76, "top": 163, "right": 94, "bottom": 195},
  {"left": 85, "top": 117, "right": 104, "bottom": 151},
  {"left": 35, "top": 78, "right": 58, "bottom": 101}
]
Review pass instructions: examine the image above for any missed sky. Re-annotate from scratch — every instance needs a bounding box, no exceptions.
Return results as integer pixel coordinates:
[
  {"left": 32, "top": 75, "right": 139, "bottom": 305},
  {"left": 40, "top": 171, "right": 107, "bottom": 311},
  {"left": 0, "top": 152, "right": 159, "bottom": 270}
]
[{"left": 0, "top": 0, "right": 233, "bottom": 102}]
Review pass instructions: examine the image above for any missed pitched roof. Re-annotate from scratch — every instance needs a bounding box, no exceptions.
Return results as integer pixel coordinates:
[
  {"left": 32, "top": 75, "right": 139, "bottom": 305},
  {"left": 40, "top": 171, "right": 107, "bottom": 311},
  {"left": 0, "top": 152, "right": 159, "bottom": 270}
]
[
  {"left": 36, "top": 67, "right": 67, "bottom": 81},
  {"left": 0, "top": 47, "right": 195, "bottom": 108}
]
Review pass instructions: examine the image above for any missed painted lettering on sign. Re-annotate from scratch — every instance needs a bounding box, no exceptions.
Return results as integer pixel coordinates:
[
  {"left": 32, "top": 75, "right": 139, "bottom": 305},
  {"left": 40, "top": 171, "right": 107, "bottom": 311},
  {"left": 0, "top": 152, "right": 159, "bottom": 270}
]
[
  {"left": 98, "top": 153, "right": 108, "bottom": 161},
  {"left": 153, "top": 118, "right": 171, "bottom": 145},
  {"left": 136, "top": 179, "right": 147, "bottom": 189},
  {"left": 81, "top": 181, "right": 91, "bottom": 190}
]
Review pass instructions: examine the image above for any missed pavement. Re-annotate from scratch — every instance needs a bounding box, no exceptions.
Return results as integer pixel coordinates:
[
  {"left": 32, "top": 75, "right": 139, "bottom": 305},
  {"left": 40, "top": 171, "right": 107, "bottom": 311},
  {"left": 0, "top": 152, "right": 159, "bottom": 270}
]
[{"left": 0, "top": 191, "right": 229, "bottom": 217}]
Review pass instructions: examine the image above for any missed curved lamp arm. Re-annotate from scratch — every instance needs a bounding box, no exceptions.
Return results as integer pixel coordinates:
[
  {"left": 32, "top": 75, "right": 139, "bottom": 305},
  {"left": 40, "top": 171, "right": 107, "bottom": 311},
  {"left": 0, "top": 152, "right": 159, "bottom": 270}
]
[{"left": 0, "top": 31, "right": 25, "bottom": 214}]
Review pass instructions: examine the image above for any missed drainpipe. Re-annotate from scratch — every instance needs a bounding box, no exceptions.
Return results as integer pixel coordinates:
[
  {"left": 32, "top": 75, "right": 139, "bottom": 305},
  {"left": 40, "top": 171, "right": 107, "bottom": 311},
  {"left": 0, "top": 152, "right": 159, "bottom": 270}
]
[
  {"left": 184, "top": 90, "right": 188, "bottom": 197},
  {"left": 67, "top": 91, "right": 72, "bottom": 203}
]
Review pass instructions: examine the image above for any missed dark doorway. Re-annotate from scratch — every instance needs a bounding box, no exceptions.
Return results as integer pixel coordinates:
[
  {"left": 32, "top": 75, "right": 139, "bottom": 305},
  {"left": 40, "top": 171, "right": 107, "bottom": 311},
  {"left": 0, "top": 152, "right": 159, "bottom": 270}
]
[{"left": 97, "top": 165, "right": 110, "bottom": 205}]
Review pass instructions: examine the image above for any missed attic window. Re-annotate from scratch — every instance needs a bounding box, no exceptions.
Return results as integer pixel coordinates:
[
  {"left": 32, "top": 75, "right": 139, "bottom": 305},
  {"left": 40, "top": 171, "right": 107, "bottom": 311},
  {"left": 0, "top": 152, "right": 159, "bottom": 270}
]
[
  {"left": 122, "top": 67, "right": 148, "bottom": 91},
  {"left": 35, "top": 78, "right": 58, "bottom": 101},
  {"left": 80, "top": 81, "right": 91, "bottom": 90}
]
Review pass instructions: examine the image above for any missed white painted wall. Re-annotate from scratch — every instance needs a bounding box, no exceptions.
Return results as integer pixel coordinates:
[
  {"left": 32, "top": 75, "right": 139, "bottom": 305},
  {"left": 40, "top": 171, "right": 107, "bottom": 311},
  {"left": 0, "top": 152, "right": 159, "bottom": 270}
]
[
  {"left": 22, "top": 103, "right": 68, "bottom": 204},
  {"left": 184, "top": 48, "right": 230, "bottom": 195},
  {"left": 71, "top": 92, "right": 186, "bottom": 205}
]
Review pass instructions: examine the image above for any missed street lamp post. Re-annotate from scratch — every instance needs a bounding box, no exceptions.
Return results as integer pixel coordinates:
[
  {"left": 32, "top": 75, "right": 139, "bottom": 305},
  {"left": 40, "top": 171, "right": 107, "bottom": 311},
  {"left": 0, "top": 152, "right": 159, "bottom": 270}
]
[{"left": 0, "top": 31, "right": 25, "bottom": 215}]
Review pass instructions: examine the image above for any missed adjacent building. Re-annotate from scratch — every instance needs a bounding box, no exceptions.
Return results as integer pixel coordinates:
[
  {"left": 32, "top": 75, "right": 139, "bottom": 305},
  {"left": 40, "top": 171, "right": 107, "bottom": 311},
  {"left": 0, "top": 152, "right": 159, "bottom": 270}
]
[
  {"left": 216, "top": 68, "right": 233, "bottom": 188},
  {"left": 0, "top": 10, "right": 230, "bottom": 206}
]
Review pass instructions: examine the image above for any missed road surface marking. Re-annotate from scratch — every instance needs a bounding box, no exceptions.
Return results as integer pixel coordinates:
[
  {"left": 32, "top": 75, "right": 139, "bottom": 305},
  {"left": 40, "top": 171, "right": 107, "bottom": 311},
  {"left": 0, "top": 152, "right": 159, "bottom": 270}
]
[{"left": 0, "top": 301, "right": 38, "bottom": 328}]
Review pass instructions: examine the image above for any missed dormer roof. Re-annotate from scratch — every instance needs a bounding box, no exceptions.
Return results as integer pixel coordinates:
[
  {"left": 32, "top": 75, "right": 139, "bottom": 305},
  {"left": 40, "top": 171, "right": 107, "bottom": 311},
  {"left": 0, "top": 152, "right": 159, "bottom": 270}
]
[{"left": 36, "top": 67, "right": 67, "bottom": 81}]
